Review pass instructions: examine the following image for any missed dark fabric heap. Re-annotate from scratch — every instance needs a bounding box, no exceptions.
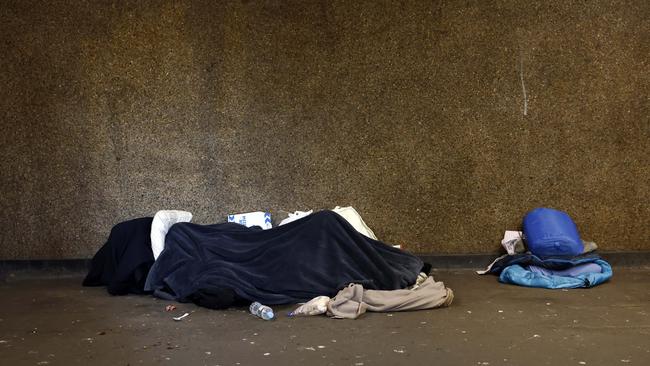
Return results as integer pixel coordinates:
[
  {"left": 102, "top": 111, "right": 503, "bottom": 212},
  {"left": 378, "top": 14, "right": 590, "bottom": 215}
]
[
  {"left": 83, "top": 217, "right": 155, "bottom": 295},
  {"left": 144, "top": 210, "right": 423, "bottom": 305}
]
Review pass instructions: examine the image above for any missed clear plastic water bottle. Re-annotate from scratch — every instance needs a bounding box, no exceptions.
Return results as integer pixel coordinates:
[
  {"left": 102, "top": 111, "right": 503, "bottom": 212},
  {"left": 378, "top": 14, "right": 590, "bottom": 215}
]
[{"left": 249, "top": 302, "right": 274, "bottom": 320}]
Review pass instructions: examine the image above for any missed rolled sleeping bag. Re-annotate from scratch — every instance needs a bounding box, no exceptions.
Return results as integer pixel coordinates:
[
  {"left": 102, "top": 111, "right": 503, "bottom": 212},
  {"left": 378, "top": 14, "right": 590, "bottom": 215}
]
[{"left": 522, "top": 208, "right": 583, "bottom": 257}]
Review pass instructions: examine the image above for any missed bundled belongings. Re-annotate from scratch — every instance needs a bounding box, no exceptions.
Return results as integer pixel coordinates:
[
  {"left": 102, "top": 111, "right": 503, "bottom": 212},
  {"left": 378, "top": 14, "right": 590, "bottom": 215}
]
[
  {"left": 479, "top": 208, "right": 612, "bottom": 289},
  {"left": 523, "top": 207, "right": 584, "bottom": 257},
  {"left": 482, "top": 252, "right": 612, "bottom": 289},
  {"left": 85, "top": 210, "right": 447, "bottom": 313}
]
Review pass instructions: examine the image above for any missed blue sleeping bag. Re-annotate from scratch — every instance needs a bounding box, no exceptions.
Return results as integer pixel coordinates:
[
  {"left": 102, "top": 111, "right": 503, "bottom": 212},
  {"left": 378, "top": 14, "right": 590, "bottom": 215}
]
[
  {"left": 523, "top": 208, "right": 583, "bottom": 258},
  {"left": 499, "top": 258, "right": 612, "bottom": 289}
]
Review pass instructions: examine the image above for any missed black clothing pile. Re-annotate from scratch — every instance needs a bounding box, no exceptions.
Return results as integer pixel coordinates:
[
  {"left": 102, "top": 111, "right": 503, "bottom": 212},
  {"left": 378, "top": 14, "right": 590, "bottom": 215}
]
[{"left": 83, "top": 217, "right": 155, "bottom": 295}]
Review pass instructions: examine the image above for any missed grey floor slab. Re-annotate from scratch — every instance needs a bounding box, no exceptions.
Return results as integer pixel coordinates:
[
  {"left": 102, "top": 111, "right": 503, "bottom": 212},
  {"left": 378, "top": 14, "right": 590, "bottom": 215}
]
[{"left": 1, "top": 269, "right": 648, "bottom": 366}]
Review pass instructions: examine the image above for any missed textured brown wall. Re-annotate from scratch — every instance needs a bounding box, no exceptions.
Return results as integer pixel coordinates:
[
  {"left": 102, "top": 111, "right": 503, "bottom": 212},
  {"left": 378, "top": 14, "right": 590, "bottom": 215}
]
[{"left": 1, "top": 1, "right": 648, "bottom": 259}]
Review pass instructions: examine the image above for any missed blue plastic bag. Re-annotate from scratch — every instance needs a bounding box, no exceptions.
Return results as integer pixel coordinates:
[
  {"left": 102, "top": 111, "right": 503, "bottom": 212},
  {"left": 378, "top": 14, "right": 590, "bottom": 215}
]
[{"left": 523, "top": 208, "right": 583, "bottom": 258}]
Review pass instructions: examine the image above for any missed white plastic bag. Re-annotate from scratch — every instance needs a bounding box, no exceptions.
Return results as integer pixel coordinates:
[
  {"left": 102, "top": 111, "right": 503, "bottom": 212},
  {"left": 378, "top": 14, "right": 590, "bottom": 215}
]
[
  {"left": 501, "top": 230, "right": 525, "bottom": 255},
  {"left": 288, "top": 296, "right": 330, "bottom": 316}
]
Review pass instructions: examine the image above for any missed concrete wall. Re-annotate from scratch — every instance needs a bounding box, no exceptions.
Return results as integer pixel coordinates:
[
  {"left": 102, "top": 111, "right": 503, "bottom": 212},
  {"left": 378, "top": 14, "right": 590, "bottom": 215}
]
[{"left": 1, "top": 0, "right": 648, "bottom": 259}]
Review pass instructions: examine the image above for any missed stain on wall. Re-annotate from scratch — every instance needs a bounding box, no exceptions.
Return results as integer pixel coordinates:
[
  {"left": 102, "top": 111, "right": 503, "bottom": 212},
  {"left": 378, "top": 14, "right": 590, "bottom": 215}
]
[{"left": 1, "top": 0, "right": 648, "bottom": 259}]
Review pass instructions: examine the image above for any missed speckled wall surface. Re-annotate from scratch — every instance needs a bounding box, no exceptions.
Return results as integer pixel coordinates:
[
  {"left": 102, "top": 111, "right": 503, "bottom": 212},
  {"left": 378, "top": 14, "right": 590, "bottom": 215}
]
[{"left": 1, "top": 1, "right": 648, "bottom": 259}]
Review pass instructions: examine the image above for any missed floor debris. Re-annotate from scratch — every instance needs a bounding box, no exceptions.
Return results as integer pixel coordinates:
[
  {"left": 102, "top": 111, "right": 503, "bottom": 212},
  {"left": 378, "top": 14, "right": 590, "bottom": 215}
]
[{"left": 172, "top": 313, "right": 190, "bottom": 321}]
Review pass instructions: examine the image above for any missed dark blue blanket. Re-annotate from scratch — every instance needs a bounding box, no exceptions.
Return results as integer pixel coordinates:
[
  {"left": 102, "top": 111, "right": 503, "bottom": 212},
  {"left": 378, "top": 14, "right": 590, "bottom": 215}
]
[{"left": 144, "top": 211, "right": 422, "bottom": 305}]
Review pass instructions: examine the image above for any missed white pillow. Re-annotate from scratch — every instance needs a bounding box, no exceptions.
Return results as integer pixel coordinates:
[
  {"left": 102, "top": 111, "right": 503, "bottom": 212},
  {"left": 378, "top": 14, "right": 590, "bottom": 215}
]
[{"left": 151, "top": 210, "right": 193, "bottom": 260}]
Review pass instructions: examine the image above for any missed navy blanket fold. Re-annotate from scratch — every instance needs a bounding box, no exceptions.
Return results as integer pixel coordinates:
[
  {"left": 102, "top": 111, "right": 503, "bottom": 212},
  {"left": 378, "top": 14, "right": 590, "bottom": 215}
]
[
  {"left": 145, "top": 211, "right": 422, "bottom": 305},
  {"left": 485, "top": 252, "right": 603, "bottom": 275},
  {"left": 83, "top": 217, "right": 154, "bottom": 295}
]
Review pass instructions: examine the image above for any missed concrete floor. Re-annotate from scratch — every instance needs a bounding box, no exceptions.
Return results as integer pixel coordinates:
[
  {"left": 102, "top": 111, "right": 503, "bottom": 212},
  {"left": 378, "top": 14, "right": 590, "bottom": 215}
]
[{"left": 1, "top": 269, "right": 648, "bottom": 366}]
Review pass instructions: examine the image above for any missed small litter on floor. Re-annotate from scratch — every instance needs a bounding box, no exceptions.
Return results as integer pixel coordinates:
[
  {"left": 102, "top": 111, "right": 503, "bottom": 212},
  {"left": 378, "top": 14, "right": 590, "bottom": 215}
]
[
  {"left": 172, "top": 313, "right": 189, "bottom": 321},
  {"left": 250, "top": 302, "right": 274, "bottom": 320},
  {"left": 165, "top": 305, "right": 177, "bottom": 312}
]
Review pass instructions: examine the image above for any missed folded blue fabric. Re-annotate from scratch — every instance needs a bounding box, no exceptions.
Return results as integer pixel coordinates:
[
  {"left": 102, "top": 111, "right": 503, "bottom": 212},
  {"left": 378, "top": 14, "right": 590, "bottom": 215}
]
[
  {"left": 527, "top": 262, "right": 602, "bottom": 277},
  {"left": 485, "top": 251, "right": 602, "bottom": 275},
  {"left": 499, "top": 259, "right": 612, "bottom": 289}
]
